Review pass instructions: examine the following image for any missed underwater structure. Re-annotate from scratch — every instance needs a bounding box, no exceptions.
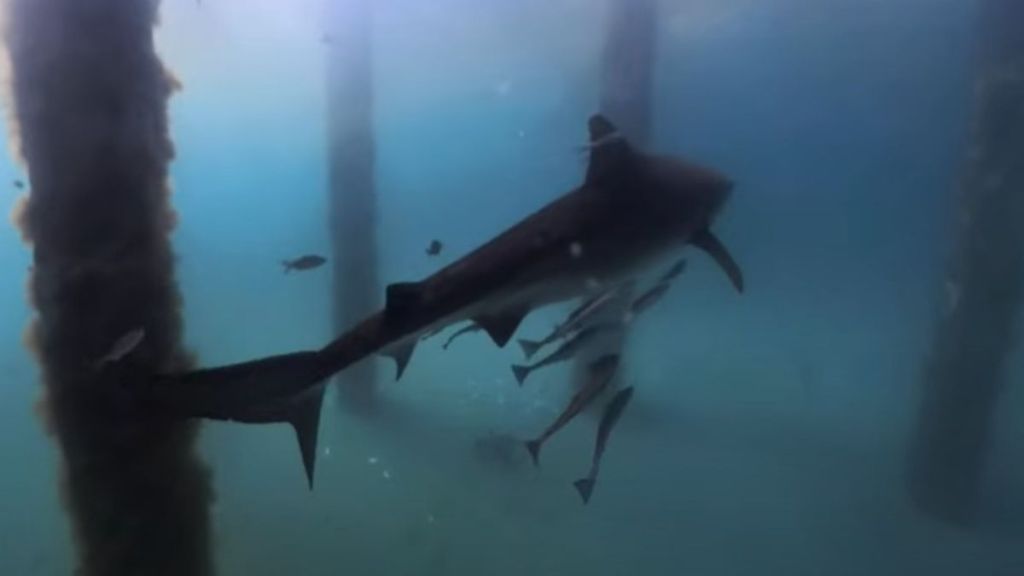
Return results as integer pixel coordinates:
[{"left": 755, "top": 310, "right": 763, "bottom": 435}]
[
  {"left": 598, "top": 0, "right": 655, "bottom": 144},
  {"left": 4, "top": 0, "right": 212, "bottom": 574},
  {"left": 326, "top": 0, "right": 380, "bottom": 415},
  {"left": 572, "top": 0, "right": 657, "bottom": 387},
  {"left": 907, "top": 0, "right": 1024, "bottom": 524}
]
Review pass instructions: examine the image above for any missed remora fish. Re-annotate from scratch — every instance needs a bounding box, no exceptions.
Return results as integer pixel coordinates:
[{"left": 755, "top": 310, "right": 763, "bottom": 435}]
[
  {"left": 626, "top": 259, "right": 688, "bottom": 319},
  {"left": 524, "top": 354, "right": 619, "bottom": 467},
  {"left": 442, "top": 323, "right": 482, "bottom": 350},
  {"left": 511, "top": 322, "right": 622, "bottom": 387},
  {"left": 574, "top": 385, "right": 634, "bottom": 505},
  {"left": 145, "top": 114, "right": 743, "bottom": 488},
  {"left": 517, "top": 284, "right": 627, "bottom": 360},
  {"left": 282, "top": 254, "right": 326, "bottom": 273},
  {"left": 657, "top": 258, "right": 687, "bottom": 284},
  {"left": 629, "top": 282, "right": 672, "bottom": 317}
]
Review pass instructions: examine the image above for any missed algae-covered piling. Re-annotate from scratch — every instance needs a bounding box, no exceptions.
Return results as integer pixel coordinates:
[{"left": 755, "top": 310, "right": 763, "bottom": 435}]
[
  {"left": 907, "top": 0, "right": 1024, "bottom": 525},
  {"left": 4, "top": 0, "right": 213, "bottom": 573}
]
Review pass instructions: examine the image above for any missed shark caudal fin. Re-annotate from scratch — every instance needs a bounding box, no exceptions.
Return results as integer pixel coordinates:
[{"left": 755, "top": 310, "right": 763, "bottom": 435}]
[
  {"left": 287, "top": 387, "right": 326, "bottom": 490},
  {"left": 474, "top": 305, "right": 530, "bottom": 348},
  {"left": 511, "top": 364, "right": 531, "bottom": 387},
  {"left": 149, "top": 351, "right": 329, "bottom": 487},
  {"left": 524, "top": 439, "right": 542, "bottom": 467},
  {"left": 281, "top": 261, "right": 293, "bottom": 274},
  {"left": 517, "top": 338, "right": 543, "bottom": 360},
  {"left": 692, "top": 229, "right": 744, "bottom": 293},
  {"left": 573, "top": 477, "right": 596, "bottom": 505},
  {"left": 381, "top": 340, "right": 416, "bottom": 381}
]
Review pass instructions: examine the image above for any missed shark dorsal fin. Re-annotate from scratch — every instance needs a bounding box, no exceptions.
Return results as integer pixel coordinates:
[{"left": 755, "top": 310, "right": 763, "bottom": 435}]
[
  {"left": 385, "top": 281, "right": 424, "bottom": 317},
  {"left": 584, "top": 114, "right": 634, "bottom": 189}
]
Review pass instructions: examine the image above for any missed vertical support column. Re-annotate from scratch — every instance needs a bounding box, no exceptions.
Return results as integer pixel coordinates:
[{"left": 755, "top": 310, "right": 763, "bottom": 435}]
[
  {"left": 599, "top": 0, "right": 656, "bottom": 143},
  {"left": 4, "top": 0, "right": 213, "bottom": 574},
  {"left": 573, "top": 0, "right": 657, "bottom": 386},
  {"left": 326, "top": 0, "right": 379, "bottom": 415},
  {"left": 907, "top": 0, "right": 1024, "bottom": 525}
]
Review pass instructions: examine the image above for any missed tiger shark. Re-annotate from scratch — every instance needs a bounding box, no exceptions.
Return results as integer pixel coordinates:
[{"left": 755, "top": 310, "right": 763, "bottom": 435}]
[{"left": 141, "top": 114, "right": 743, "bottom": 488}]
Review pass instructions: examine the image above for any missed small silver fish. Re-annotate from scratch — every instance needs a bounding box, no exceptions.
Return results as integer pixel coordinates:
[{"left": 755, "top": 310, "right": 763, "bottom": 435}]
[
  {"left": 282, "top": 254, "right": 326, "bottom": 273},
  {"left": 95, "top": 327, "right": 145, "bottom": 370}
]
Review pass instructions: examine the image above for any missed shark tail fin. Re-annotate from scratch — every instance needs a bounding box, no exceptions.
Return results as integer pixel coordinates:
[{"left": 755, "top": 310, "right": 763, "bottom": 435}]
[
  {"left": 288, "top": 387, "right": 326, "bottom": 490},
  {"left": 511, "top": 364, "right": 531, "bottom": 387},
  {"left": 151, "top": 351, "right": 328, "bottom": 487},
  {"left": 573, "top": 477, "right": 596, "bottom": 505},
  {"left": 281, "top": 261, "right": 293, "bottom": 274},
  {"left": 517, "top": 338, "right": 543, "bottom": 360},
  {"left": 524, "top": 439, "right": 542, "bottom": 468}
]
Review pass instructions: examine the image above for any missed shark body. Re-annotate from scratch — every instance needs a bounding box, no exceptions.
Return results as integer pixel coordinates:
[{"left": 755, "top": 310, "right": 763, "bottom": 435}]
[{"left": 143, "top": 114, "right": 743, "bottom": 487}]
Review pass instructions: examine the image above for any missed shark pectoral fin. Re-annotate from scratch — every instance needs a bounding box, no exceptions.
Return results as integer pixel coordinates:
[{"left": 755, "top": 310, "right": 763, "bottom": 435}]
[
  {"left": 381, "top": 340, "right": 417, "bottom": 381},
  {"left": 287, "top": 387, "right": 326, "bottom": 490},
  {"left": 474, "top": 306, "right": 530, "bottom": 348},
  {"left": 385, "top": 281, "right": 424, "bottom": 316},
  {"left": 692, "top": 229, "right": 744, "bottom": 293}
]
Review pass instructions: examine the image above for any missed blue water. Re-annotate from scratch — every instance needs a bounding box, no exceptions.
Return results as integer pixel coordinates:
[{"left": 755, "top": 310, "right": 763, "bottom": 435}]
[{"left": 2, "top": 0, "right": 1022, "bottom": 574}]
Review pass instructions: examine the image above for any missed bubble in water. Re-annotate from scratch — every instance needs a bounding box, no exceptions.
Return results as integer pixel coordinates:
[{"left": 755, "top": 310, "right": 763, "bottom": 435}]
[
  {"left": 570, "top": 242, "right": 583, "bottom": 258},
  {"left": 368, "top": 456, "right": 379, "bottom": 465}
]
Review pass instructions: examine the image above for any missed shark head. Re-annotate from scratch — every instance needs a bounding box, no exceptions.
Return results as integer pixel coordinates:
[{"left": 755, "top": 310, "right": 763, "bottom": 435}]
[
  {"left": 582, "top": 114, "right": 732, "bottom": 240},
  {"left": 639, "top": 154, "right": 734, "bottom": 237}
]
